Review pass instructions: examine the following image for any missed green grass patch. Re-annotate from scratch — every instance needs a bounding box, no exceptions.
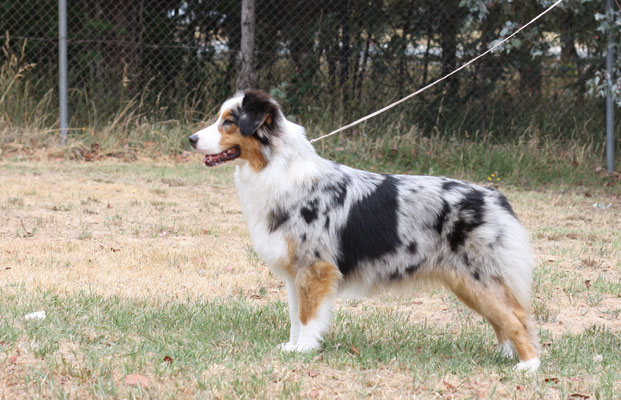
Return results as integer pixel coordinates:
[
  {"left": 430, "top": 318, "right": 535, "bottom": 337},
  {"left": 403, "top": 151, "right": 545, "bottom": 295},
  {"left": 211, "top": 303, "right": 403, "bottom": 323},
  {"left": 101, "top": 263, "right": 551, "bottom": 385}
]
[
  {"left": 312, "top": 130, "right": 617, "bottom": 190},
  {"left": 1, "top": 287, "right": 618, "bottom": 398}
]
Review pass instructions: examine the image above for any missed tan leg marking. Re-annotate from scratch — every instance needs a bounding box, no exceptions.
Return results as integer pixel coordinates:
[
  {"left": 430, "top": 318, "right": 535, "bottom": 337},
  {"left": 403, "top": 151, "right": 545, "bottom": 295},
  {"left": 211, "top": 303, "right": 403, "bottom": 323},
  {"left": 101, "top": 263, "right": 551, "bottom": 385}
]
[
  {"left": 284, "top": 237, "right": 297, "bottom": 277},
  {"left": 487, "top": 321, "right": 506, "bottom": 344},
  {"left": 295, "top": 261, "right": 340, "bottom": 325},
  {"left": 499, "top": 280, "right": 541, "bottom": 356},
  {"left": 443, "top": 273, "right": 538, "bottom": 361}
]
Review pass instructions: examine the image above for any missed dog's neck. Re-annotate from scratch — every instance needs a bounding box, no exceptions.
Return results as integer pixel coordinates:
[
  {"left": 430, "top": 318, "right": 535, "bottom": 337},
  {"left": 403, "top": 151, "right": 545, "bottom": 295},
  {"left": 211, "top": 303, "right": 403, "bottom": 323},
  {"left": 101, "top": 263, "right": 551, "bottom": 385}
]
[{"left": 235, "top": 118, "right": 329, "bottom": 189}]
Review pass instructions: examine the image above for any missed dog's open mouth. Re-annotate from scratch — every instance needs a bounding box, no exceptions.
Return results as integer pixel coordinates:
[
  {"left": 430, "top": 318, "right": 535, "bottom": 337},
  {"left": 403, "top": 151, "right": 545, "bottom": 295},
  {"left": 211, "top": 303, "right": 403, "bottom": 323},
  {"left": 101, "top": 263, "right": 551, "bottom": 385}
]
[{"left": 203, "top": 146, "right": 241, "bottom": 167}]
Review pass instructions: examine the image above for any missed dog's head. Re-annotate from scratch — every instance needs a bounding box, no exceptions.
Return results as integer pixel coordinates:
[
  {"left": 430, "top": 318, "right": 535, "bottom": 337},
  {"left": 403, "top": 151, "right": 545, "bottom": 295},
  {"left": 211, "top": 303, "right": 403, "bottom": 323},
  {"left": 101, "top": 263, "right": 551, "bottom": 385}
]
[{"left": 189, "top": 90, "right": 281, "bottom": 171}]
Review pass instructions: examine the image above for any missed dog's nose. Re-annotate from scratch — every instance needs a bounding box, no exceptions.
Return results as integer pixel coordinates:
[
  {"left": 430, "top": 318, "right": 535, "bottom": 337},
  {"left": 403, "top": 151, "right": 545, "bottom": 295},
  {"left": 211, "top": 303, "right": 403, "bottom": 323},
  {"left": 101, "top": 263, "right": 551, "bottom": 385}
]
[{"left": 189, "top": 134, "right": 199, "bottom": 149}]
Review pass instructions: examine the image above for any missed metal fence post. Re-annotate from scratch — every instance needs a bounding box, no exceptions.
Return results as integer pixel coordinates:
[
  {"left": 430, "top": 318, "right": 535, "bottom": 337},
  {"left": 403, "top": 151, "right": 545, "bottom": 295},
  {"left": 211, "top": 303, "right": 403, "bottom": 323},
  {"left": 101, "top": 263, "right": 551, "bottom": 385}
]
[
  {"left": 606, "top": 0, "right": 615, "bottom": 172},
  {"left": 58, "top": 0, "right": 68, "bottom": 143}
]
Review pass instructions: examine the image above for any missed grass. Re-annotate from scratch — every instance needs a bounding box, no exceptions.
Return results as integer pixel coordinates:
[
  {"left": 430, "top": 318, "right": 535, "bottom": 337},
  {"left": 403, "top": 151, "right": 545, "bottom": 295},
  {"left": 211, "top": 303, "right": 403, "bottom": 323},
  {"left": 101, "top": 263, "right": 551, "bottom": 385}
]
[
  {"left": 2, "top": 125, "right": 618, "bottom": 190},
  {"left": 0, "top": 288, "right": 619, "bottom": 399},
  {"left": 312, "top": 128, "right": 620, "bottom": 189},
  {"left": 0, "top": 160, "right": 619, "bottom": 398}
]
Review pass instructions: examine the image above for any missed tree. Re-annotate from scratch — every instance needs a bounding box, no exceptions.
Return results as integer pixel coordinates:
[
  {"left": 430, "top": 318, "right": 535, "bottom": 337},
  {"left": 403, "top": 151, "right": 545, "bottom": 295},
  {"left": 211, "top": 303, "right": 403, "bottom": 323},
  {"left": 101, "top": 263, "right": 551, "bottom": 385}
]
[{"left": 237, "top": 0, "right": 257, "bottom": 90}]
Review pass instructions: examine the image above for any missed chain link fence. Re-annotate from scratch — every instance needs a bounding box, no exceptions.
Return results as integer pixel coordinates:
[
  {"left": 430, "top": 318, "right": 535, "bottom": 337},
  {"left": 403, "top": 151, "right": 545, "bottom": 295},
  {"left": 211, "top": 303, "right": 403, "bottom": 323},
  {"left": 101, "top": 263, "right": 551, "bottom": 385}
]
[{"left": 1, "top": 0, "right": 618, "bottom": 143}]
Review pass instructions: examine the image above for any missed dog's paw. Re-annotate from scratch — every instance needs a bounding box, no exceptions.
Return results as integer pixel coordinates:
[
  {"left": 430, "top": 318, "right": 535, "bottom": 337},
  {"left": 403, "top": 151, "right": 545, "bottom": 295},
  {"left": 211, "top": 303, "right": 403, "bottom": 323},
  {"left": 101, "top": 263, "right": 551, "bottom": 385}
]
[
  {"left": 276, "top": 342, "right": 298, "bottom": 352},
  {"left": 498, "top": 341, "right": 516, "bottom": 358},
  {"left": 514, "top": 358, "right": 540, "bottom": 373},
  {"left": 277, "top": 341, "right": 319, "bottom": 353},
  {"left": 292, "top": 341, "right": 320, "bottom": 352}
]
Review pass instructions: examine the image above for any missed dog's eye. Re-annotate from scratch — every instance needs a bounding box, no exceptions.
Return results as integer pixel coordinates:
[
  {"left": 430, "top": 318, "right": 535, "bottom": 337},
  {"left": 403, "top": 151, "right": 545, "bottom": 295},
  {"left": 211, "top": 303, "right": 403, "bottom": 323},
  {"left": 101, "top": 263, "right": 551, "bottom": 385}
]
[{"left": 222, "top": 120, "right": 233, "bottom": 126}]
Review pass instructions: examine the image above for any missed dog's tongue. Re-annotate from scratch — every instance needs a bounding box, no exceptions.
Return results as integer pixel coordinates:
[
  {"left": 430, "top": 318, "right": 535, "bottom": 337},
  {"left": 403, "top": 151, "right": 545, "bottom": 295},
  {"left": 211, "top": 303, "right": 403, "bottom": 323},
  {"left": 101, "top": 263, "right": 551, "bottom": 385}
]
[
  {"left": 203, "top": 147, "right": 241, "bottom": 166},
  {"left": 203, "top": 153, "right": 224, "bottom": 164}
]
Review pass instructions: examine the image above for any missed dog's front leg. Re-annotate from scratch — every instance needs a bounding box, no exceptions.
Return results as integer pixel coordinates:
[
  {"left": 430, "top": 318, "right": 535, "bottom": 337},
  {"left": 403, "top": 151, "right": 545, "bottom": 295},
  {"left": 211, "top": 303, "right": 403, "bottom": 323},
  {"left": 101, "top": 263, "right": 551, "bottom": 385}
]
[
  {"left": 277, "top": 278, "right": 300, "bottom": 351},
  {"left": 281, "top": 261, "right": 340, "bottom": 352}
]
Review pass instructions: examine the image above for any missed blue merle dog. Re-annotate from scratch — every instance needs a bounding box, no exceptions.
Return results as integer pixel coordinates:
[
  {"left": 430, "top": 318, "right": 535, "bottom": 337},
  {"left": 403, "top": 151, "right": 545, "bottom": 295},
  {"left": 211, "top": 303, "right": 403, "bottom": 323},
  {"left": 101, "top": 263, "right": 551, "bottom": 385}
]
[{"left": 189, "top": 90, "right": 541, "bottom": 372}]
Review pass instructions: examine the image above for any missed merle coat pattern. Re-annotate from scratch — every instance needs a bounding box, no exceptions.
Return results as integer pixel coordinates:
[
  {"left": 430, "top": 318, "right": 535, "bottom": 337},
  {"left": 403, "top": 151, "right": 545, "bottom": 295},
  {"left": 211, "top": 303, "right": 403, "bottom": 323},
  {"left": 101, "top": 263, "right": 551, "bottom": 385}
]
[{"left": 189, "top": 90, "right": 542, "bottom": 372}]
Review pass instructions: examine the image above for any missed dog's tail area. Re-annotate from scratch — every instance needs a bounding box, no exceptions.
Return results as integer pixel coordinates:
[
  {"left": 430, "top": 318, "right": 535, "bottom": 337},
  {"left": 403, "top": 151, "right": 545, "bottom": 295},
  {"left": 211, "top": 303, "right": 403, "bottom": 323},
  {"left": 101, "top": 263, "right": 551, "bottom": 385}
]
[
  {"left": 495, "top": 219, "right": 541, "bottom": 355},
  {"left": 497, "top": 221, "right": 534, "bottom": 307}
]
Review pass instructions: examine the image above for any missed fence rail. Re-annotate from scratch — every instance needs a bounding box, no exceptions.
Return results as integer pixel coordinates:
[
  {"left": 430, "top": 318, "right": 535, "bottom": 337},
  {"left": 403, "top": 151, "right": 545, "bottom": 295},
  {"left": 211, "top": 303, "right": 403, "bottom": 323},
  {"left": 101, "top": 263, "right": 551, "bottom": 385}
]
[{"left": 0, "top": 0, "right": 618, "bottom": 168}]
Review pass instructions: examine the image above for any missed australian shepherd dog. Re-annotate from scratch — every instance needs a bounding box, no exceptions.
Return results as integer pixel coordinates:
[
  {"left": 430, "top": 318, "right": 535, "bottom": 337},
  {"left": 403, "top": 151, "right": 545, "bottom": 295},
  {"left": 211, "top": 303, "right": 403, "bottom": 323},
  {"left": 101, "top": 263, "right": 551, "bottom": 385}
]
[{"left": 189, "top": 90, "right": 541, "bottom": 372}]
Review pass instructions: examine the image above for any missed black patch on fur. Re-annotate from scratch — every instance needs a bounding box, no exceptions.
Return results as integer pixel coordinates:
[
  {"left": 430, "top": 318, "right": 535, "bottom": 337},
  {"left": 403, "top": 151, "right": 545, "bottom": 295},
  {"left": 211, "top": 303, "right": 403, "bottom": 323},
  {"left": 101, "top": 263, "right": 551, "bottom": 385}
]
[
  {"left": 300, "top": 199, "right": 319, "bottom": 224},
  {"left": 442, "top": 180, "right": 467, "bottom": 191},
  {"left": 496, "top": 193, "right": 517, "bottom": 218},
  {"left": 228, "top": 108, "right": 240, "bottom": 124},
  {"left": 407, "top": 241, "right": 418, "bottom": 254},
  {"left": 300, "top": 233, "right": 307, "bottom": 242},
  {"left": 337, "top": 175, "right": 402, "bottom": 275},
  {"left": 463, "top": 253, "right": 471, "bottom": 267},
  {"left": 325, "top": 177, "right": 349, "bottom": 208},
  {"left": 324, "top": 215, "right": 330, "bottom": 230},
  {"left": 495, "top": 231, "right": 503, "bottom": 245},
  {"left": 447, "top": 189, "right": 486, "bottom": 251},
  {"left": 489, "top": 230, "right": 503, "bottom": 248},
  {"left": 389, "top": 270, "right": 402, "bottom": 281},
  {"left": 405, "top": 262, "right": 422, "bottom": 274},
  {"left": 472, "top": 270, "right": 480, "bottom": 281},
  {"left": 239, "top": 90, "right": 280, "bottom": 137},
  {"left": 314, "top": 250, "right": 320, "bottom": 258},
  {"left": 268, "top": 208, "right": 289, "bottom": 233},
  {"left": 434, "top": 200, "right": 451, "bottom": 234},
  {"left": 253, "top": 132, "right": 270, "bottom": 146}
]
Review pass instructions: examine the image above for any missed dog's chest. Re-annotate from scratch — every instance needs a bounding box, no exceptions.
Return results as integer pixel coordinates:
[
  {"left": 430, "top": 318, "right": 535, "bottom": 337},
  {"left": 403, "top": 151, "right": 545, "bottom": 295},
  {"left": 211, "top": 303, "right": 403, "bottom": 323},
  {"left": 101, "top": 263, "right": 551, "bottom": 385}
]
[{"left": 235, "top": 179, "right": 293, "bottom": 274}]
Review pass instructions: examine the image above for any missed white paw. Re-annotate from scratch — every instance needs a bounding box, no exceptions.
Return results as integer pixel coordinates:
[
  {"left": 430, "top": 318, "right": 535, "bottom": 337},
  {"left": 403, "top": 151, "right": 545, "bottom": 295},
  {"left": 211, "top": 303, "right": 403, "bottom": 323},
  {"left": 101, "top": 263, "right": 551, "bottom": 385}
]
[
  {"left": 277, "top": 340, "right": 319, "bottom": 353},
  {"left": 276, "top": 342, "right": 298, "bottom": 352},
  {"left": 293, "top": 340, "right": 320, "bottom": 352},
  {"left": 514, "top": 358, "right": 540, "bottom": 373},
  {"left": 498, "top": 341, "right": 516, "bottom": 358}
]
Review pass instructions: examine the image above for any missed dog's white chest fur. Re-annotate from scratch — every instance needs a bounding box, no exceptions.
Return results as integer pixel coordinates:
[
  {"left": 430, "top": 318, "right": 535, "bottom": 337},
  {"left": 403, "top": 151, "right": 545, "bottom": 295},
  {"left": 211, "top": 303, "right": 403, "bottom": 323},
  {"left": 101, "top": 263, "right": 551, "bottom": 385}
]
[
  {"left": 234, "top": 159, "right": 314, "bottom": 277},
  {"left": 235, "top": 174, "right": 286, "bottom": 272}
]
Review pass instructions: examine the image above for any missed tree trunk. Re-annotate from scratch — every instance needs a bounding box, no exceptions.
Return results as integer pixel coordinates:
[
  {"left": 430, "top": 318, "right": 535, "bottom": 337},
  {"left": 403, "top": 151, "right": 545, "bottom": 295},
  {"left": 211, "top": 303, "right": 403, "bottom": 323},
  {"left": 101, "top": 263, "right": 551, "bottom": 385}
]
[
  {"left": 439, "top": 3, "right": 459, "bottom": 99},
  {"left": 340, "top": 0, "right": 350, "bottom": 105},
  {"left": 421, "top": 28, "right": 431, "bottom": 88},
  {"left": 327, "top": 42, "right": 337, "bottom": 107},
  {"left": 356, "top": 34, "right": 371, "bottom": 99},
  {"left": 236, "top": 0, "right": 257, "bottom": 91},
  {"left": 559, "top": 10, "right": 577, "bottom": 63},
  {"left": 476, "top": 3, "right": 501, "bottom": 133}
]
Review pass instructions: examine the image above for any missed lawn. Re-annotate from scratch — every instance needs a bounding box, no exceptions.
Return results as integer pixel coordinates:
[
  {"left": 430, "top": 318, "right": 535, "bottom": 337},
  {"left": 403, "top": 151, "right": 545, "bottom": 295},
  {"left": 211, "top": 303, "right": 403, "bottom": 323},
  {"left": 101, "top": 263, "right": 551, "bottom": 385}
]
[{"left": 0, "top": 160, "right": 619, "bottom": 399}]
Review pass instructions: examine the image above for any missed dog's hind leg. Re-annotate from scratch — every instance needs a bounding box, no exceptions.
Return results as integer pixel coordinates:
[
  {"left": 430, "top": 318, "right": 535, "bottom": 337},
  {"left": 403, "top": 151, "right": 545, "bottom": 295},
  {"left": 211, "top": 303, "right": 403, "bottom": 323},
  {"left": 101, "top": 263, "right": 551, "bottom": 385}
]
[
  {"left": 282, "top": 261, "right": 341, "bottom": 352},
  {"left": 483, "top": 318, "right": 519, "bottom": 358},
  {"left": 442, "top": 272, "right": 540, "bottom": 372},
  {"left": 485, "top": 320, "right": 515, "bottom": 358}
]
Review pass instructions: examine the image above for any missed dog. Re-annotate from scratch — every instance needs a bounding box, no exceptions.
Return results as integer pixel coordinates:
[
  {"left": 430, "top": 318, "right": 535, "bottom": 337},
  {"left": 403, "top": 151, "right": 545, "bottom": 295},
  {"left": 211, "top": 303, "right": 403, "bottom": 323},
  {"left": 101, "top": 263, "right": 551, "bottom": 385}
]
[{"left": 189, "top": 90, "right": 541, "bottom": 372}]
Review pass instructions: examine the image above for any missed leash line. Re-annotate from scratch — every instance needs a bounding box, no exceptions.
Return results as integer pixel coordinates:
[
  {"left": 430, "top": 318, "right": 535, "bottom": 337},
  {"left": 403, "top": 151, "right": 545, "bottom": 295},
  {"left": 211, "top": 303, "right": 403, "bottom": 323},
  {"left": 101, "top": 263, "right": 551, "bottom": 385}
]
[{"left": 310, "top": 0, "right": 565, "bottom": 144}]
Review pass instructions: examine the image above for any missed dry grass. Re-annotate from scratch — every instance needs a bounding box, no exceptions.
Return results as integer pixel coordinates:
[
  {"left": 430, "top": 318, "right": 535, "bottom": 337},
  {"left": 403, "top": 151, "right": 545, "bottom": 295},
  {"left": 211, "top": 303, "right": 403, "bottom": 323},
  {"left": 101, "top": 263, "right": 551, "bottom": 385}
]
[
  {"left": 0, "top": 161, "right": 278, "bottom": 302},
  {"left": 0, "top": 160, "right": 619, "bottom": 399}
]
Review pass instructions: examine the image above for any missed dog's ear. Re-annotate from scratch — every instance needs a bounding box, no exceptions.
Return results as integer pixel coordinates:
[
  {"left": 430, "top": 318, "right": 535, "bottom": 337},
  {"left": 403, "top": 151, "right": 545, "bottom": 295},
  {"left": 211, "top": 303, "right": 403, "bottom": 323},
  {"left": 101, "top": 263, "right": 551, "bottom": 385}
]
[{"left": 239, "top": 90, "right": 275, "bottom": 136}]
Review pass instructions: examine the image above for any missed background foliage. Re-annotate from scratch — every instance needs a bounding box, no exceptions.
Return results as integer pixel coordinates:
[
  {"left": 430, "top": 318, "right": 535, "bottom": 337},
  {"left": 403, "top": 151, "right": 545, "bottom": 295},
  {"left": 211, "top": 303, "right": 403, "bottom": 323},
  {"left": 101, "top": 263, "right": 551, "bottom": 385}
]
[{"left": 0, "top": 0, "right": 619, "bottom": 145}]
